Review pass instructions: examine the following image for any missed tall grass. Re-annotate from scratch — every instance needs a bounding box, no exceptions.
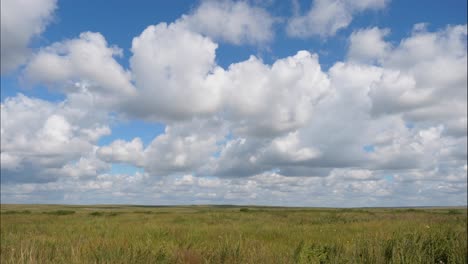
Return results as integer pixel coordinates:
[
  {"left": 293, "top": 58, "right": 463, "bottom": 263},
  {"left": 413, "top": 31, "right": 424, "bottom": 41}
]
[{"left": 1, "top": 205, "right": 466, "bottom": 263}]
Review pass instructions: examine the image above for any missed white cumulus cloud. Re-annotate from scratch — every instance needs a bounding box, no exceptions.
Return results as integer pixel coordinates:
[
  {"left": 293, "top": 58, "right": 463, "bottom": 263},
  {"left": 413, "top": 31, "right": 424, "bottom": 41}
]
[
  {"left": 24, "top": 32, "right": 135, "bottom": 98},
  {"left": 287, "top": 0, "right": 389, "bottom": 38},
  {"left": 179, "top": 0, "right": 275, "bottom": 45}
]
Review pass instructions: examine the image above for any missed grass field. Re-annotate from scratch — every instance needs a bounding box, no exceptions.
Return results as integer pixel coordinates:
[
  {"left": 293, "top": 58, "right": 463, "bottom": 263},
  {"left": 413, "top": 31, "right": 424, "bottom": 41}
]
[{"left": 1, "top": 204, "right": 466, "bottom": 263}]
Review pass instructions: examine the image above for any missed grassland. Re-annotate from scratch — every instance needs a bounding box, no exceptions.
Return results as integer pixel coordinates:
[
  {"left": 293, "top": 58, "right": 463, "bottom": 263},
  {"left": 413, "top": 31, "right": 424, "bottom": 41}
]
[{"left": 1, "top": 204, "right": 466, "bottom": 263}]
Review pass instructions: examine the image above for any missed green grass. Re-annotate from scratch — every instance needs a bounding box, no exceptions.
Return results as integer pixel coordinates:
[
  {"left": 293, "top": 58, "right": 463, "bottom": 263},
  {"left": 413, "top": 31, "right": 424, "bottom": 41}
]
[{"left": 1, "top": 204, "right": 466, "bottom": 263}]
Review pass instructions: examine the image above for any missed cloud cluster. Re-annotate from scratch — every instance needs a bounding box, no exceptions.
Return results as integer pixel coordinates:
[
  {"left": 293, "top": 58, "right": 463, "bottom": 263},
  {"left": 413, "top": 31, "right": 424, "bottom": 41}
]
[
  {"left": 1, "top": 92, "right": 110, "bottom": 183},
  {"left": 2, "top": 170, "right": 466, "bottom": 206},
  {"left": 84, "top": 23, "right": 466, "bottom": 186},
  {"left": 1, "top": 0, "right": 466, "bottom": 206}
]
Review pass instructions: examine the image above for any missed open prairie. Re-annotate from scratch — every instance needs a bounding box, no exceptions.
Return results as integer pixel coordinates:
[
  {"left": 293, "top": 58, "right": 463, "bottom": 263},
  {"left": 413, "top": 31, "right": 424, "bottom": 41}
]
[{"left": 1, "top": 204, "right": 466, "bottom": 263}]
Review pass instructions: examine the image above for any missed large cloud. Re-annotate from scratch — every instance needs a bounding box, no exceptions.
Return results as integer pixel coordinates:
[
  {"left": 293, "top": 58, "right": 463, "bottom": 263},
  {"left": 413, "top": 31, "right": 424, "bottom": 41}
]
[
  {"left": 127, "top": 22, "right": 223, "bottom": 121},
  {"left": 128, "top": 22, "right": 329, "bottom": 130},
  {"left": 370, "top": 24, "right": 467, "bottom": 123},
  {"left": 197, "top": 25, "right": 466, "bottom": 179},
  {"left": 1, "top": 0, "right": 57, "bottom": 73},
  {"left": 24, "top": 32, "right": 136, "bottom": 102},
  {"left": 222, "top": 51, "right": 330, "bottom": 137}
]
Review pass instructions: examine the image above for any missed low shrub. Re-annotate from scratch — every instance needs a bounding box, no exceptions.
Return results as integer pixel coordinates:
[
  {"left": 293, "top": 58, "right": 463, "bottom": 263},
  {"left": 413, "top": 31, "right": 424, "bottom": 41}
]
[{"left": 45, "top": 210, "right": 75, "bottom": 215}]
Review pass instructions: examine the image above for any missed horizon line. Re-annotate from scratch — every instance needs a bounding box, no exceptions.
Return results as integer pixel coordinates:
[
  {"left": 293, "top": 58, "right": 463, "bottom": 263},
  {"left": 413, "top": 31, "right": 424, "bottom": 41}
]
[{"left": 1, "top": 203, "right": 467, "bottom": 209}]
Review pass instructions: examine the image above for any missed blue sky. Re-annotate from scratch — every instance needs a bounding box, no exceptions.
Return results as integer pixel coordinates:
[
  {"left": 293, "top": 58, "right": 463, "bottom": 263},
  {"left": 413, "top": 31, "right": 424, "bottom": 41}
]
[{"left": 1, "top": 0, "right": 467, "bottom": 206}]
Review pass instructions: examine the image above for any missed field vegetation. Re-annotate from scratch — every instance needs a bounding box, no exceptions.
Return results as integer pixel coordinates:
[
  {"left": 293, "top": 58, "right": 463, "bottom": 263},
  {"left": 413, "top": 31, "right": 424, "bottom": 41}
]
[{"left": 1, "top": 204, "right": 466, "bottom": 263}]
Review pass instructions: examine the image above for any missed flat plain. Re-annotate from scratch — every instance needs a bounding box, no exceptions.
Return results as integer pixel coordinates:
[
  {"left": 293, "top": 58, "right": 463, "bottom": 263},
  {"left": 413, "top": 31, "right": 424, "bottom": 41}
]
[{"left": 1, "top": 204, "right": 466, "bottom": 263}]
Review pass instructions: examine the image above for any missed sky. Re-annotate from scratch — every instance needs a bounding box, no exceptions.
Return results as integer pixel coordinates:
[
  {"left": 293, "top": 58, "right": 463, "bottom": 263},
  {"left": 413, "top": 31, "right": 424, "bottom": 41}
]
[{"left": 0, "top": 0, "right": 467, "bottom": 207}]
